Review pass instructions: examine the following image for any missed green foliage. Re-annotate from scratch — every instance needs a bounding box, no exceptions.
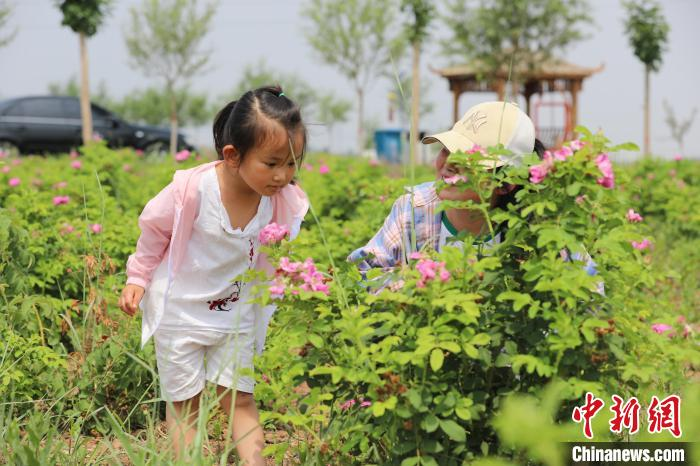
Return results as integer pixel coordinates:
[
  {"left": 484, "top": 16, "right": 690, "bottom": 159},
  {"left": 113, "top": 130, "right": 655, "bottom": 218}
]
[
  {"left": 124, "top": 0, "right": 217, "bottom": 153},
  {"left": 250, "top": 131, "right": 699, "bottom": 463},
  {"left": 0, "top": 139, "right": 697, "bottom": 463},
  {"left": 302, "top": 0, "right": 404, "bottom": 151},
  {"left": 400, "top": 0, "right": 433, "bottom": 46},
  {"left": 0, "top": 0, "right": 17, "bottom": 48},
  {"left": 623, "top": 0, "right": 670, "bottom": 72},
  {"left": 57, "top": 0, "right": 111, "bottom": 37},
  {"left": 441, "top": 0, "right": 592, "bottom": 79}
]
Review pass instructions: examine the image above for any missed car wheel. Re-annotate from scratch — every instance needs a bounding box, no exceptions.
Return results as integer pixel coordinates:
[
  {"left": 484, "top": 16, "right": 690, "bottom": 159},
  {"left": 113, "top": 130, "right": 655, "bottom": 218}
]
[
  {"left": 142, "top": 141, "right": 170, "bottom": 158},
  {"left": 0, "top": 140, "right": 21, "bottom": 158}
]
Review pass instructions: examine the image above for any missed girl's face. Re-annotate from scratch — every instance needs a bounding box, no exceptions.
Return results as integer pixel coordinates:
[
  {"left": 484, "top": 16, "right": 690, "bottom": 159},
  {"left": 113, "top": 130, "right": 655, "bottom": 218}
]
[{"left": 223, "top": 123, "right": 304, "bottom": 196}]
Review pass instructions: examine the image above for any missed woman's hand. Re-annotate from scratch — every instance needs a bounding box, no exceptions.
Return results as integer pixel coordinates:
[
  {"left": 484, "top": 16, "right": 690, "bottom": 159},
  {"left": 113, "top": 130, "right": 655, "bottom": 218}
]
[{"left": 119, "top": 284, "right": 145, "bottom": 316}]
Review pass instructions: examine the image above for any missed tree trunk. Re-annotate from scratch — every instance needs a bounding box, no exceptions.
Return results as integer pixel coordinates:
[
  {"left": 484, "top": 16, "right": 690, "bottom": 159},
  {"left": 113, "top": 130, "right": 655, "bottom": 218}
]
[
  {"left": 643, "top": 65, "right": 650, "bottom": 157},
  {"left": 356, "top": 86, "right": 364, "bottom": 156},
  {"left": 168, "top": 85, "right": 178, "bottom": 155},
  {"left": 79, "top": 32, "right": 93, "bottom": 146},
  {"left": 410, "top": 40, "right": 420, "bottom": 169}
]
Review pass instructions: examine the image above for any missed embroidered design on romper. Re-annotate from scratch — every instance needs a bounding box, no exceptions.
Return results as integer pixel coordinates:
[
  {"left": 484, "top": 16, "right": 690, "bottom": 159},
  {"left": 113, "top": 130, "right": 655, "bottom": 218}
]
[{"left": 206, "top": 239, "right": 255, "bottom": 312}]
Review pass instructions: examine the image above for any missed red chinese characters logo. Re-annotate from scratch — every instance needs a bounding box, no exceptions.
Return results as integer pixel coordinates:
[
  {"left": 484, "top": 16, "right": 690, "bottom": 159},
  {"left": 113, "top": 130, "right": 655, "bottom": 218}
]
[
  {"left": 573, "top": 393, "right": 682, "bottom": 439},
  {"left": 572, "top": 392, "right": 605, "bottom": 439},
  {"left": 648, "top": 395, "right": 682, "bottom": 438},
  {"left": 609, "top": 395, "right": 641, "bottom": 434}
]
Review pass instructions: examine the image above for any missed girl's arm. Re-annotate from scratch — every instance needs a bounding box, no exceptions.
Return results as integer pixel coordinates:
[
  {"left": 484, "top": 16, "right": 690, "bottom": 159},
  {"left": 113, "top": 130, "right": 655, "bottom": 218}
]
[{"left": 125, "top": 182, "right": 177, "bottom": 288}]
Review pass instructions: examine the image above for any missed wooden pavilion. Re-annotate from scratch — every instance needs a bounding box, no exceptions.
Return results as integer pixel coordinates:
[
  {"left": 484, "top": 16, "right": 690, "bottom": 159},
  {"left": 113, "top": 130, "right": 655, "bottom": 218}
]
[{"left": 433, "top": 58, "right": 603, "bottom": 147}]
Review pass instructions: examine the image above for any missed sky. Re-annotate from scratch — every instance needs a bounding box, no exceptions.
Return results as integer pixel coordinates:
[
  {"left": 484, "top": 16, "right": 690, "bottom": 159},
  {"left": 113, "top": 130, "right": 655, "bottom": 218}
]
[{"left": 1, "top": 0, "right": 698, "bottom": 160}]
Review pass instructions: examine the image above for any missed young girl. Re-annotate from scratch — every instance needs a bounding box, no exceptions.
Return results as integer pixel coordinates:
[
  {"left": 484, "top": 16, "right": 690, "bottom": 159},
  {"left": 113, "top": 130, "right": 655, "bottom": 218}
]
[
  {"left": 348, "top": 101, "right": 546, "bottom": 267},
  {"left": 118, "top": 86, "right": 309, "bottom": 464}
]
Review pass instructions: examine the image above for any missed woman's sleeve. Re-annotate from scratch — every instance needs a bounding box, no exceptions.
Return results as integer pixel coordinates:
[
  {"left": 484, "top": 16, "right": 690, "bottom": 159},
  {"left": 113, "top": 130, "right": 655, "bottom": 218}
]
[
  {"left": 347, "top": 196, "right": 408, "bottom": 271},
  {"left": 125, "top": 183, "right": 176, "bottom": 288}
]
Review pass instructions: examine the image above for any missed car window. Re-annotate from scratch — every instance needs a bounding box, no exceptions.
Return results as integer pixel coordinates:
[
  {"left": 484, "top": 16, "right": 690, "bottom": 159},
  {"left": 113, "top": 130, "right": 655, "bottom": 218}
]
[
  {"left": 4, "top": 102, "right": 25, "bottom": 116},
  {"left": 91, "top": 105, "right": 112, "bottom": 119},
  {"left": 62, "top": 99, "right": 81, "bottom": 119},
  {"left": 19, "top": 98, "right": 66, "bottom": 118}
]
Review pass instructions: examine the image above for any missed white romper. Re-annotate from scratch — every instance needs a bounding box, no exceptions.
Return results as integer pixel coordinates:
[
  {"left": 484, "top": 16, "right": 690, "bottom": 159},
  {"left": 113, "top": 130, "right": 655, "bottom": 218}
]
[{"left": 147, "top": 168, "right": 273, "bottom": 401}]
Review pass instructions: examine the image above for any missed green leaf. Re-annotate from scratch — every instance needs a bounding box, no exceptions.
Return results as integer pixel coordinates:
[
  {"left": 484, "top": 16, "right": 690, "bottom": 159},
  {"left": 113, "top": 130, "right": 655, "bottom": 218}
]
[
  {"left": 401, "top": 457, "right": 420, "bottom": 466},
  {"left": 470, "top": 333, "right": 491, "bottom": 346},
  {"left": 430, "top": 348, "right": 444, "bottom": 371},
  {"left": 439, "top": 419, "right": 467, "bottom": 442},
  {"left": 463, "top": 344, "right": 479, "bottom": 359},
  {"left": 566, "top": 182, "right": 582, "bottom": 196},
  {"left": 308, "top": 333, "right": 324, "bottom": 348},
  {"left": 496, "top": 291, "right": 532, "bottom": 311},
  {"left": 421, "top": 413, "right": 440, "bottom": 433}
]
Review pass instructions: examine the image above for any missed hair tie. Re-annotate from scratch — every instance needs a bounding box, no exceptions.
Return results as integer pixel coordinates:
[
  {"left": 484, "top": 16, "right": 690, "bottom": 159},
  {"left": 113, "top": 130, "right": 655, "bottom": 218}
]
[{"left": 278, "top": 92, "right": 285, "bottom": 97}]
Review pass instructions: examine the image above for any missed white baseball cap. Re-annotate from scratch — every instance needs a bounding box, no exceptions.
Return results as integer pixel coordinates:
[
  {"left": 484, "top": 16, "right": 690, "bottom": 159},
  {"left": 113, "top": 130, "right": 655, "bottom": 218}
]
[{"left": 422, "top": 101, "right": 536, "bottom": 168}]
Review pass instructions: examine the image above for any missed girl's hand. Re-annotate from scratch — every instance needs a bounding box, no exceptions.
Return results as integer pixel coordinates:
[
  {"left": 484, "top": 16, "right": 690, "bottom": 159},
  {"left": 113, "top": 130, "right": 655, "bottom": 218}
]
[{"left": 119, "top": 284, "right": 145, "bottom": 316}]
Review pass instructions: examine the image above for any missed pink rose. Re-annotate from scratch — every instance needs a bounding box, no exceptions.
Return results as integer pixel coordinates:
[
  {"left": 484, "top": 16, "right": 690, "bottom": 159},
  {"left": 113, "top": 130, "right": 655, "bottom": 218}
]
[
  {"left": 269, "top": 281, "right": 286, "bottom": 300},
  {"left": 529, "top": 163, "right": 549, "bottom": 184},
  {"left": 8, "top": 177, "right": 20, "bottom": 187},
  {"left": 91, "top": 223, "right": 103, "bottom": 234},
  {"left": 631, "top": 238, "right": 651, "bottom": 250},
  {"left": 71, "top": 160, "right": 82, "bottom": 170},
  {"left": 651, "top": 323, "right": 673, "bottom": 334},
  {"left": 52, "top": 195, "right": 70, "bottom": 206},
  {"left": 339, "top": 399, "right": 356, "bottom": 411},
  {"left": 175, "top": 149, "right": 191, "bottom": 162},
  {"left": 595, "top": 153, "right": 614, "bottom": 188},
  {"left": 319, "top": 164, "right": 330, "bottom": 174},
  {"left": 553, "top": 146, "right": 573, "bottom": 161},
  {"left": 69, "top": 149, "right": 79, "bottom": 159},
  {"left": 259, "top": 222, "right": 290, "bottom": 245},
  {"left": 279, "top": 257, "right": 301, "bottom": 274},
  {"left": 626, "top": 209, "right": 643, "bottom": 223},
  {"left": 569, "top": 139, "right": 585, "bottom": 151},
  {"left": 673, "top": 154, "right": 682, "bottom": 161},
  {"left": 1, "top": 166, "right": 10, "bottom": 174}
]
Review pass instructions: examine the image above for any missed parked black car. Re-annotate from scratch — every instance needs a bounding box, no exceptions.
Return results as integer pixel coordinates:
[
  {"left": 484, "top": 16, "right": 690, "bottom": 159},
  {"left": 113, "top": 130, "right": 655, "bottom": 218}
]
[{"left": 0, "top": 95, "right": 194, "bottom": 155}]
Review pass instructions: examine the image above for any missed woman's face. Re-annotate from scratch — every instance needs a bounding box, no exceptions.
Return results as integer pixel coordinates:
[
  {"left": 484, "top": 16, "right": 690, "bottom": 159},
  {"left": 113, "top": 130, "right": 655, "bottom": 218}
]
[
  {"left": 435, "top": 146, "right": 482, "bottom": 203},
  {"left": 434, "top": 146, "right": 515, "bottom": 205}
]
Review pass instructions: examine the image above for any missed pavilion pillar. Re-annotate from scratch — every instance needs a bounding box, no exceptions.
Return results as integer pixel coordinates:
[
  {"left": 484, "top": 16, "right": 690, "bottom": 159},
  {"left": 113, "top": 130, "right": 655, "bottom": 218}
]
[
  {"left": 570, "top": 80, "right": 581, "bottom": 138},
  {"left": 494, "top": 79, "right": 506, "bottom": 101},
  {"left": 452, "top": 88, "right": 460, "bottom": 123}
]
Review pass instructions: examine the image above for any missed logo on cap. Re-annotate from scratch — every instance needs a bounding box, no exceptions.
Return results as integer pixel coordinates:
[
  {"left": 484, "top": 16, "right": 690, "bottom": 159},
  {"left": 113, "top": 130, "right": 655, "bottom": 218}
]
[{"left": 461, "top": 111, "right": 487, "bottom": 134}]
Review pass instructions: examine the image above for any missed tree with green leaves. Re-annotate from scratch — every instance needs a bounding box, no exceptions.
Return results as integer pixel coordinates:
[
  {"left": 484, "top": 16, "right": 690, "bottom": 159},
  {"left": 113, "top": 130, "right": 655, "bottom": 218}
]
[
  {"left": 302, "top": 0, "right": 403, "bottom": 155},
  {"left": 400, "top": 0, "right": 433, "bottom": 168},
  {"left": 0, "top": 0, "right": 17, "bottom": 48},
  {"left": 56, "top": 0, "right": 111, "bottom": 146},
  {"left": 623, "top": 0, "right": 669, "bottom": 157},
  {"left": 227, "top": 60, "right": 317, "bottom": 119},
  {"left": 442, "top": 0, "right": 591, "bottom": 95},
  {"left": 124, "top": 0, "right": 216, "bottom": 155},
  {"left": 662, "top": 100, "right": 696, "bottom": 156},
  {"left": 227, "top": 60, "right": 351, "bottom": 152}
]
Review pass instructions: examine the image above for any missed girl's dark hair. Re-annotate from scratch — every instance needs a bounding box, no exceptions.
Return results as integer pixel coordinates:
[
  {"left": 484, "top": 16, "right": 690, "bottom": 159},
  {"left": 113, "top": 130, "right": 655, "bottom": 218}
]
[
  {"left": 492, "top": 138, "right": 546, "bottom": 210},
  {"left": 213, "top": 85, "right": 306, "bottom": 162}
]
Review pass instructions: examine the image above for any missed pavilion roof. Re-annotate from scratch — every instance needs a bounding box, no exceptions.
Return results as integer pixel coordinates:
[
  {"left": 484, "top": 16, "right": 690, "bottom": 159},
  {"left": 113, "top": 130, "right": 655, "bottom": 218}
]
[{"left": 435, "top": 58, "right": 603, "bottom": 81}]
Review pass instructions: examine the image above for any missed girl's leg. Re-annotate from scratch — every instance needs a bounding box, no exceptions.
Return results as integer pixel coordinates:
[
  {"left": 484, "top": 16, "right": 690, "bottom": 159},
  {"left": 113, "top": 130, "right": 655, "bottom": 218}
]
[
  {"left": 217, "top": 386, "right": 265, "bottom": 466},
  {"left": 166, "top": 392, "right": 201, "bottom": 459}
]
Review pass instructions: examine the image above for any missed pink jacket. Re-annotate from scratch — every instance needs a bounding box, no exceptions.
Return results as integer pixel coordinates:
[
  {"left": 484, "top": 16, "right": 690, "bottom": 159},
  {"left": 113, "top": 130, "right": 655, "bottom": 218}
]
[{"left": 126, "top": 160, "right": 309, "bottom": 349}]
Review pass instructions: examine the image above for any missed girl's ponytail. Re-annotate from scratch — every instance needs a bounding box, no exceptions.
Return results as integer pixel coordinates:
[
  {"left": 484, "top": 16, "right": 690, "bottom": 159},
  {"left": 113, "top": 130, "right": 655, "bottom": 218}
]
[{"left": 213, "top": 100, "right": 237, "bottom": 160}]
